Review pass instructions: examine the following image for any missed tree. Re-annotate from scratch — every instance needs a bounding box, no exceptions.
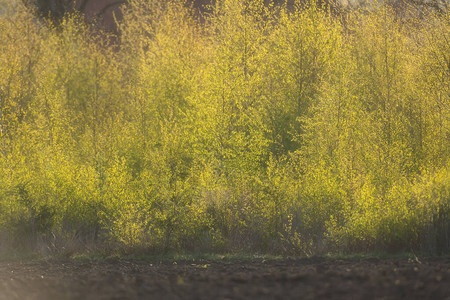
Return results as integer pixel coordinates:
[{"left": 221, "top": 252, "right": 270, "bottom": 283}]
[{"left": 22, "top": 0, "right": 126, "bottom": 30}]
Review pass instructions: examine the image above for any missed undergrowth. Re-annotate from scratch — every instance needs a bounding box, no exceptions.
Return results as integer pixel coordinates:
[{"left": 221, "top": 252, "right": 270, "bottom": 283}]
[{"left": 0, "top": 0, "right": 448, "bottom": 257}]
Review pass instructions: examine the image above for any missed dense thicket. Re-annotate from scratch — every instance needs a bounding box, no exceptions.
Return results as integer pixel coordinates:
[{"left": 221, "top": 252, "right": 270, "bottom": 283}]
[{"left": 0, "top": 0, "right": 448, "bottom": 256}]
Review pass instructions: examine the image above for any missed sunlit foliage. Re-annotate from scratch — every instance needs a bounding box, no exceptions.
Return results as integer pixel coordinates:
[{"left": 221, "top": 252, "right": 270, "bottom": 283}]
[{"left": 0, "top": 0, "right": 448, "bottom": 256}]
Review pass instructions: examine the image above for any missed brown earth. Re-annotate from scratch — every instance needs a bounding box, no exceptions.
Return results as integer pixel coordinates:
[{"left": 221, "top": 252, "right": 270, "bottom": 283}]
[{"left": 0, "top": 257, "right": 449, "bottom": 300}]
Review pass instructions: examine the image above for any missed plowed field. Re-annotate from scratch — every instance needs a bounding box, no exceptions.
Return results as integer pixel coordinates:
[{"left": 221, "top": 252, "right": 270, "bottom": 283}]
[{"left": 1, "top": 257, "right": 449, "bottom": 299}]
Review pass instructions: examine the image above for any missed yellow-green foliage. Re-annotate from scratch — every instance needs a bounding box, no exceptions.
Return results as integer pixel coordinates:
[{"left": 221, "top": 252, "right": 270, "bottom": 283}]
[{"left": 0, "top": 0, "right": 448, "bottom": 255}]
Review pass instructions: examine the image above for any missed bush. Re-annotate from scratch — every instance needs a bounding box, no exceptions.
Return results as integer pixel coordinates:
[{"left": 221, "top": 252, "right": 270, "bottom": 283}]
[{"left": 0, "top": 0, "right": 448, "bottom": 256}]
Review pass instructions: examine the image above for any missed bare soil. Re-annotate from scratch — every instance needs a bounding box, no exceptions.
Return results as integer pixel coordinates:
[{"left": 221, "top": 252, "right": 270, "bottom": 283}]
[{"left": 0, "top": 257, "right": 449, "bottom": 300}]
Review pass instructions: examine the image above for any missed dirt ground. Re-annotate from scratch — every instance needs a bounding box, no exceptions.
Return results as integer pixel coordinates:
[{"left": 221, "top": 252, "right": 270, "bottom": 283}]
[{"left": 0, "top": 257, "right": 448, "bottom": 300}]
